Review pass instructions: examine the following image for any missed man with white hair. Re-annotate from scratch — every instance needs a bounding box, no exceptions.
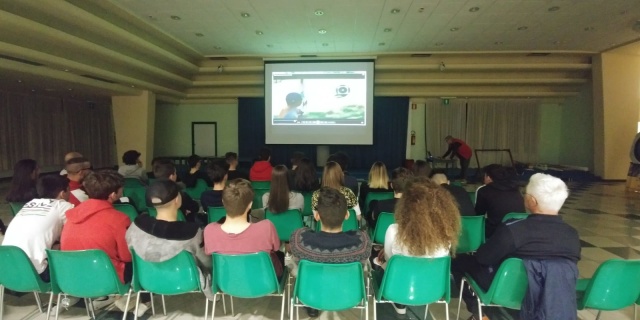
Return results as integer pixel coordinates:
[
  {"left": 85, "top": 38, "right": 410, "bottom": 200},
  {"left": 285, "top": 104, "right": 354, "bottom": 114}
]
[{"left": 452, "top": 173, "right": 580, "bottom": 320}]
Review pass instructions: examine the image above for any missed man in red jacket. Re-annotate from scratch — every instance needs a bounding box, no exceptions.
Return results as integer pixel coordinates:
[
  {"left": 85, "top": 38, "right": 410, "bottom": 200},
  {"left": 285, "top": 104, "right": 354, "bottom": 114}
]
[
  {"left": 443, "top": 135, "right": 473, "bottom": 182},
  {"left": 249, "top": 147, "right": 273, "bottom": 181},
  {"left": 61, "top": 170, "right": 132, "bottom": 284}
]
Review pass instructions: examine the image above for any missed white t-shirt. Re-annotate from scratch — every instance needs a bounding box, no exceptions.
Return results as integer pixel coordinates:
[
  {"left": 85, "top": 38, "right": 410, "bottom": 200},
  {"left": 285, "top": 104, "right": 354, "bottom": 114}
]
[
  {"left": 383, "top": 224, "right": 450, "bottom": 262},
  {"left": 2, "top": 199, "right": 73, "bottom": 273}
]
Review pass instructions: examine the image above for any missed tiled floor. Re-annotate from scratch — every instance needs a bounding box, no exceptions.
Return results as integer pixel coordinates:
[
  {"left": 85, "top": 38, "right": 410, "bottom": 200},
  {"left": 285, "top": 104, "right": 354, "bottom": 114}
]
[{"left": 1, "top": 181, "right": 640, "bottom": 319}]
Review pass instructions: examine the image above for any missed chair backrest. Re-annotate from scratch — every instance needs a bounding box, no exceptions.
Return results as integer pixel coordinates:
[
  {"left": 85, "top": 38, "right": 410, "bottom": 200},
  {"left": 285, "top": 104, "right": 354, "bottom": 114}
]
[
  {"left": 0, "top": 245, "right": 50, "bottom": 292},
  {"left": 364, "top": 192, "right": 395, "bottom": 214},
  {"left": 184, "top": 179, "right": 208, "bottom": 200},
  {"left": 265, "top": 209, "right": 304, "bottom": 242},
  {"left": 456, "top": 216, "right": 485, "bottom": 253},
  {"left": 252, "top": 188, "right": 270, "bottom": 209},
  {"left": 207, "top": 206, "right": 226, "bottom": 224},
  {"left": 377, "top": 255, "right": 450, "bottom": 305},
  {"left": 131, "top": 249, "right": 201, "bottom": 294},
  {"left": 301, "top": 192, "right": 314, "bottom": 217},
  {"left": 251, "top": 181, "right": 271, "bottom": 190},
  {"left": 294, "top": 260, "right": 366, "bottom": 311},
  {"left": 212, "top": 252, "right": 280, "bottom": 298},
  {"left": 147, "top": 207, "right": 186, "bottom": 222},
  {"left": 123, "top": 186, "right": 147, "bottom": 212},
  {"left": 372, "top": 212, "right": 395, "bottom": 244},
  {"left": 46, "top": 249, "right": 129, "bottom": 298},
  {"left": 114, "top": 203, "right": 138, "bottom": 222},
  {"left": 9, "top": 202, "right": 26, "bottom": 217},
  {"left": 484, "top": 258, "right": 528, "bottom": 309},
  {"left": 502, "top": 212, "right": 529, "bottom": 222},
  {"left": 124, "top": 178, "right": 145, "bottom": 188},
  {"left": 467, "top": 191, "right": 476, "bottom": 204},
  {"left": 315, "top": 208, "right": 358, "bottom": 232},
  {"left": 579, "top": 259, "right": 640, "bottom": 311}
]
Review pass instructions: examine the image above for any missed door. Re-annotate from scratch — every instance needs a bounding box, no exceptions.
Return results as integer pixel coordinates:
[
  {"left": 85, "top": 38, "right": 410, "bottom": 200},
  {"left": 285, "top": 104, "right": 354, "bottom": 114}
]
[{"left": 192, "top": 122, "right": 217, "bottom": 157}]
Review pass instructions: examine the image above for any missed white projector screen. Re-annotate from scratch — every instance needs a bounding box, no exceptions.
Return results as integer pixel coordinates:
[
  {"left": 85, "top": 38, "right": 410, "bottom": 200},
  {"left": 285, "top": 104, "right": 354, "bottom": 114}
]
[{"left": 264, "top": 60, "right": 374, "bottom": 145}]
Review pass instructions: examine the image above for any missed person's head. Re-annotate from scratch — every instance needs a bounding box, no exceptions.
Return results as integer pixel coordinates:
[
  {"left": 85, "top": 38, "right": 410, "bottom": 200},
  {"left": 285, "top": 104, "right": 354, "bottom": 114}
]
[
  {"left": 294, "top": 158, "right": 319, "bottom": 190},
  {"left": 258, "top": 147, "right": 271, "bottom": 161},
  {"left": 431, "top": 173, "right": 449, "bottom": 185},
  {"left": 525, "top": 173, "right": 568, "bottom": 215},
  {"left": 412, "top": 160, "right": 432, "bottom": 177},
  {"left": 268, "top": 165, "right": 291, "bottom": 213},
  {"left": 368, "top": 161, "right": 389, "bottom": 189},
  {"left": 286, "top": 92, "right": 303, "bottom": 108},
  {"left": 483, "top": 164, "right": 506, "bottom": 184},
  {"left": 122, "top": 150, "right": 141, "bottom": 165},
  {"left": 444, "top": 135, "right": 454, "bottom": 144},
  {"left": 153, "top": 159, "right": 177, "bottom": 181},
  {"left": 314, "top": 187, "right": 348, "bottom": 230},
  {"left": 146, "top": 180, "right": 182, "bottom": 219},
  {"left": 207, "top": 160, "right": 229, "bottom": 184},
  {"left": 291, "top": 152, "right": 305, "bottom": 168},
  {"left": 64, "top": 152, "right": 82, "bottom": 163},
  {"left": 321, "top": 161, "right": 344, "bottom": 189},
  {"left": 225, "top": 152, "right": 238, "bottom": 167},
  {"left": 65, "top": 157, "right": 91, "bottom": 181},
  {"left": 36, "top": 174, "right": 70, "bottom": 200},
  {"left": 12, "top": 159, "right": 39, "bottom": 182},
  {"left": 187, "top": 154, "right": 201, "bottom": 169},
  {"left": 390, "top": 167, "right": 413, "bottom": 195},
  {"left": 222, "top": 179, "right": 254, "bottom": 217},
  {"left": 395, "top": 177, "right": 460, "bottom": 256},
  {"left": 328, "top": 152, "right": 349, "bottom": 172},
  {"left": 82, "top": 170, "right": 124, "bottom": 202}
]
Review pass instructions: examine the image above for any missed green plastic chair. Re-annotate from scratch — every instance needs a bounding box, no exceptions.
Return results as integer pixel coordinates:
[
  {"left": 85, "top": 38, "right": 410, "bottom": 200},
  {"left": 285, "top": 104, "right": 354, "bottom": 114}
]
[
  {"left": 211, "top": 252, "right": 289, "bottom": 320},
  {"left": 576, "top": 259, "right": 640, "bottom": 319},
  {"left": 207, "top": 207, "right": 226, "bottom": 224},
  {"left": 124, "top": 178, "right": 146, "bottom": 188},
  {"left": 292, "top": 260, "right": 367, "bottom": 319},
  {"left": 114, "top": 203, "right": 138, "bottom": 222},
  {"left": 315, "top": 209, "right": 359, "bottom": 232},
  {"left": 46, "top": 249, "right": 133, "bottom": 320},
  {"left": 468, "top": 191, "right": 476, "bottom": 204},
  {"left": 456, "top": 258, "right": 528, "bottom": 320},
  {"left": 502, "top": 212, "right": 529, "bottom": 222},
  {"left": 364, "top": 192, "right": 394, "bottom": 216},
  {"left": 252, "top": 188, "right": 270, "bottom": 209},
  {"left": 251, "top": 181, "right": 271, "bottom": 190},
  {"left": 184, "top": 179, "right": 208, "bottom": 201},
  {"left": 131, "top": 248, "right": 217, "bottom": 319},
  {"left": 372, "top": 255, "right": 451, "bottom": 320},
  {"left": 456, "top": 216, "right": 485, "bottom": 254},
  {"left": 0, "top": 246, "right": 52, "bottom": 320},
  {"left": 123, "top": 186, "right": 147, "bottom": 213},
  {"left": 265, "top": 209, "right": 304, "bottom": 242},
  {"left": 8, "top": 202, "right": 26, "bottom": 217},
  {"left": 300, "top": 192, "right": 317, "bottom": 229},
  {"left": 370, "top": 212, "right": 395, "bottom": 245},
  {"left": 147, "top": 207, "right": 186, "bottom": 222}
]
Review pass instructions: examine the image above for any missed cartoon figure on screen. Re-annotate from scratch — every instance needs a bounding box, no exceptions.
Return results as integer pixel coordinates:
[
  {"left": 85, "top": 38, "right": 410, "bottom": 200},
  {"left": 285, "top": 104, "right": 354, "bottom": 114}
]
[{"left": 278, "top": 92, "right": 305, "bottom": 120}]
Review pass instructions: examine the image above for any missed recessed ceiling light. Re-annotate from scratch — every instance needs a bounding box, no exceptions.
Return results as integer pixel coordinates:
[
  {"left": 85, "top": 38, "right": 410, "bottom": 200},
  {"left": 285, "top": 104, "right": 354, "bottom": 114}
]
[
  {"left": 131, "top": 85, "right": 135, "bottom": 88},
  {"left": 584, "top": 27, "right": 595, "bottom": 31},
  {"left": 17, "top": 79, "right": 22, "bottom": 83},
  {"left": 267, "top": 44, "right": 273, "bottom": 48},
  {"left": 494, "top": 41, "right": 504, "bottom": 45},
  {"left": 418, "top": 7, "right": 425, "bottom": 13},
  {"left": 68, "top": 88, "right": 72, "bottom": 91},
  {"left": 170, "top": 15, "right": 181, "bottom": 20},
  {"left": 256, "top": 30, "right": 264, "bottom": 35},
  {"left": 378, "top": 42, "right": 386, "bottom": 46},
  {"left": 64, "top": 69, "right": 69, "bottom": 72},
  {"left": 318, "top": 29, "right": 327, "bottom": 34},
  {"left": 517, "top": 26, "right": 528, "bottom": 30},
  {"left": 314, "top": 10, "right": 324, "bottom": 16},
  {"left": 195, "top": 33, "right": 204, "bottom": 37},
  {"left": 553, "top": 40, "right": 563, "bottom": 45},
  {"left": 241, "top": 12, "right": 250, "bottom": 18},
  {"left": 31, "top": 89, "right": 35, "bottom": 92},
  {"left": 548, "top": 6, "right": 560, "bottom": 12},
  {"left": 384, "top": 28, "right": 392, "bottom": 32},
  {"left": 322, "top": 43, "right": 329, "bottom": 47},
  {"left": 450, "top": 27, "right": 459, "bottom": 31},
  {"left": 435, "top": 42, "right": 444, "bottom": 46},
  {"left": 214, "top": 46, "right": 222, "bottom": 50},
  {"left": 469, "top": 7, "right": 480, "bottom": 12},
  {"left": 391, "top": 9, "right": 400, "bottom": 14}
]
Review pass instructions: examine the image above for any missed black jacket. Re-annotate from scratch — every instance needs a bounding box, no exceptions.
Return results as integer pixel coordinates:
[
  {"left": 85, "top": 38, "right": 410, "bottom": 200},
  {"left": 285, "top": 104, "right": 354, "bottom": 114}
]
[{"left": 475, "top": 181, "right": 525, "bottom": 237}]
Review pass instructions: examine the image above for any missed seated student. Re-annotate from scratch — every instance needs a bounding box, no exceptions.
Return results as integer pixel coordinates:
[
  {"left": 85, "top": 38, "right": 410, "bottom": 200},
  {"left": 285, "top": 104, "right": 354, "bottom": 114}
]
[
  {"left": 65, "top": 157, "right": 91, "bottom": 206},
  {"left": 183, "top": 154, "right": 213, "bottom": 188},
  {"left": 203, "top": 179, "right": 283, "bottom": 277},
  {"left": 59, "top": 152, "right": 82, "bottom": 176},
  {"left": 153, "top": 159, "right": 203, "bottom": 224},
  {"left": 290, "top": 158, "right": 320, "bottom": 193},
  {"left": 126, "top": 180, "right": 213, "bottom": 300},
  {"left": 249, "top": 147, "right": 273, "bottom": 181},
  {"left": 2, "top": 175, "right": 73, "bottom": 282},
  {"left": 290, "top": 187, "right": 373, "bottom": 317},
  {"left": 366, "top": 167, "right": 412, "bottom": 228},
  {"left": 200, "top": 161, "right": 229, "bottom": 211},
  {"left": 475, "top": 164, "right": 525, "bottom": 238},
  {"left": 61, "top": 171, "right": 132, "bottom": 283},
  {"left": 431, "top": 173, "right": 476, "bottom": 216},
  {"left": 4, "top": 159, "right": 40, "bottom": 234},
  {"left": 263, "top": 165, "right": 304, "bottom": 213},
  {"left": 453, "top": 173, "right": 580, "bottom": 320},
  {"left": 412, "top": 159, "right": 432, "bottom": 177},
  {"left": 225, "top": 152, "right": 249, "bottom": 181},
  {"left": 327, "top": 152, "right": 358, "bottom": 196},
  {"left": 311, "top": 161, "right": 361, "bottom": 220},
  {"left": 358, "top": 161, "right": 392, "bottom": 211},
  {"left": 117, "top": 150, "right": 148, "bottom": 184}
]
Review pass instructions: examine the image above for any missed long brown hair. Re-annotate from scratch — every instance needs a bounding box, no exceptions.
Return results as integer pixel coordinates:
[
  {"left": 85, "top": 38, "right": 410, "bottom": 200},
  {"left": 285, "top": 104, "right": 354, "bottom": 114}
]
[
  {"left": 395, "top": 177, "right": 461, "bottom": 256},
  {"left": 321, "top": 161, "right": 344, "bottom": 190},
  {"left": 267, "top": 165, "right": 290, "bottom": 213}
]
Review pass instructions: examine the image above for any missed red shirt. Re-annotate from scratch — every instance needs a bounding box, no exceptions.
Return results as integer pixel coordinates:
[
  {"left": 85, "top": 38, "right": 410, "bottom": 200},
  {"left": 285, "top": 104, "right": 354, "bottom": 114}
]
[
  {"left": 449, "top": 138, "right": 472, "bottom": 159},
  {"left": 249, "top": 161, "right": 273, "bottom": 181},
  {"left": 67, "top": 180, "right": 86, "bottom": 207}
]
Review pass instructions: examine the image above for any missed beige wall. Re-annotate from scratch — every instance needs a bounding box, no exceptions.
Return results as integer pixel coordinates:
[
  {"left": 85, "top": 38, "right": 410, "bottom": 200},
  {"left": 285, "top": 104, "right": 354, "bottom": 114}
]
[
  {"left": 593, "top": 51, "right": 640, "bottom": 179},
  {"left": 112, "top": 91, "right": 156, "bottom": 169}
]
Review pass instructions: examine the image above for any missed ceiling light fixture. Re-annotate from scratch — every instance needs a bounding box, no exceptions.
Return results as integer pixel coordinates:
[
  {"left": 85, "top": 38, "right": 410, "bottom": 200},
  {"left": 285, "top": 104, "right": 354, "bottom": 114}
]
[
  {"left": 17, "top": 79, "right": 22, "bottom": 83},
  {"left": 378, "top": 42, "right": 386, "bottom": 46},
  {"left": 195, "top": 33, "right": 204, "bottom": 37},
  {"left": 170, "top": 15, "right": 181, "bottom": 20},
  {"left": 435, "top": 42, "right": 444, "bottom": 46},
  {"left": 64, "top": 69, "right": 69, "bottom": 72},
  {"left": 450, "top": 27, "right": 459, "bottom": 31},
  {"left": 384, "top": 28, "right": 392, "bottom": 32},
  {"left": 214, "top": 46, "right": 222, "bottom": 50},
  {"left": 31, "top": 89, "right": 35, "bottom": 92},
  {"left": 391, "top": 9, "right": 400, "bottom": 14},
  {"left": 241, "top": 12, "right": 250, "bottom": 18},
  {"left": 318, "top": 29, "right": 327, "bottom": 34},
  {"left": 548, "top": 6, "right": 560, "bottom": 12},
  {"left": 322, "top": 43, "right": 329, "bottom": 47},
  {"left": 494, "top": 41, "right": 504, "bottom": 45},
  {"left": 130, "top": 85, "right": 135, "bottom": 88},
  {"left": 517, "top": 26, "right": 528, "bottom": 30},
  {"left": 584, "top": 27, "right": 594, "bottom": 31},
  {"left": 314, "top": 10, "right": 324, "bottom": 16},
  {"left": 255, "top": 30, "right": 264, "bottom": 35},
  {"left": 469, "top": 7, "right": 480, "bottom": 12}
]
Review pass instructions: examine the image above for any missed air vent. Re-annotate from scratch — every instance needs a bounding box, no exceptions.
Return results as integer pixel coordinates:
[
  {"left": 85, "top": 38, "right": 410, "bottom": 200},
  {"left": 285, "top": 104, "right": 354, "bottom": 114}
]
[
  {"left": 300, "top": 55, "right": 318, "bottom": 58},
  {"left": 0, "top": 54, "right": 43, "bottom": 66},
  {"left": 80, "top": 75, "right": 116, "bottom": 84},
  {"left": 208, "top": 57, "right": 229, "bottom": 60},
  {"left": 411, "top": 54, "right": 432, "bottom": 57},
  {"left": 527, "top": 53, "right": 550, "bottom": 57}
]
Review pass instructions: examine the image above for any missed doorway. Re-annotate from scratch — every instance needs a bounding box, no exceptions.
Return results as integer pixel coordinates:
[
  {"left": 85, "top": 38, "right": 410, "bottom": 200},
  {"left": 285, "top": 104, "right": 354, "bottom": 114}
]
[{"left": 191, "top": 122, "right": 218, "bottom": 157}]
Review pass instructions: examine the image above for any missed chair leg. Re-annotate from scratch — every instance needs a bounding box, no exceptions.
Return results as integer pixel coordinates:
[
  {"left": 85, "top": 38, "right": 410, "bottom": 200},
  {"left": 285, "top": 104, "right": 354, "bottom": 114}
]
[
  {"left": 222, "top": 294, "right": 227, "bottom": 315},
  {"left": 54, "top": 295, "right": 61, "bottom": 320},
  {"left": 161, "top": 295, "right": 167, "bottom": 315},
  {"left": 134, "top": 292, "right": 141, "bottom": 320},
  {"left": 121, "top": 289, "right": 132, "bottom": 320},
  {"left": 477, "top": 297, "right": 483, "bottom": 320},
  {"left": 204, "top": 298, "right": 209, "bottom": 319},
  {"left": 445, "top": 302, "right": 450, "bottom": 320},
  {"left": 150, "top": 292, "right": 156, "bottom": 315},
  {"left": 88, "top": 298, "right": 96, "bottom": 319},
  {"left": 280, "top": 291, "right": 286, "bottom": 320},
  {"left": 595, "top": 310, "right": 601, "bottom": 320},
  {"left": 456, "top": 278, "right": 466, "bottom": 320},
  {"left": 0, "top": 285, "right": 4, "bottom": 320},
  {"left": 34, "top": 292, "right": 44, "bottom": 313},
  {"left": 230, "top": 296, "right": 235, "bottom": 316},
  {"left": 83, "top": 298, "right": 90, "bottom": 317},
  {"left": 635, "top": 304, "right": 638, "bottom": 320},
  {"left": 364, "top": 297, "right": 369, "bottom": 320},
  {"left": 46, "top": 292, "right": 54, "bottom": 320},
  {"left": 211, "top": 293, "right": 217, "bottom": 320},
  {"left": 424, "top": 304, "right": 429, "bottom": 320}
]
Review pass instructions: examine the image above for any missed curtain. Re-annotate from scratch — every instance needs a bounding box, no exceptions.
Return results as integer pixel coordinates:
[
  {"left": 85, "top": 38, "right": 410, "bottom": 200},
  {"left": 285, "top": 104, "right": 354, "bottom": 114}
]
[{"left": 424, "top": 99, "right": 468, "bottom": 157}]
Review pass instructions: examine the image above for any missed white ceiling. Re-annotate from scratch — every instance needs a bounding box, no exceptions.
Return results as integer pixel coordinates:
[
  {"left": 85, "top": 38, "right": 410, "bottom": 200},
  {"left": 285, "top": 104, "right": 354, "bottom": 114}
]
[{"left": 111, "top": 0, "right": 640, "bottom": 57}]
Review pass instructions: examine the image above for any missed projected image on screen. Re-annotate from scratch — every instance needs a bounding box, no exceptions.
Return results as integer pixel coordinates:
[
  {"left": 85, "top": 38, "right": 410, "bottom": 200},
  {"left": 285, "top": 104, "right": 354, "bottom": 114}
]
[{"left": 272, "top": 71, "right": 366, "bottom": 125}]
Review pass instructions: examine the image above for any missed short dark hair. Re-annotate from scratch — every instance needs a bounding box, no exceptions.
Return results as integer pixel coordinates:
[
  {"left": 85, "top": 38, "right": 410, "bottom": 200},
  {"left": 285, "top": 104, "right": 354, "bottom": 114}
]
[
  {"left": 225, "top": 152, "right": 238, "bottom": 162},
  {"left": 122, "top": 150, "right": 141, "bottom": 165},
  {"left": 153, "top": 159, "right": 176, "bottom": 180},
  {"left": 36, "top": 175, "right": 69, "bottom": 199},
  {"left": 222, "top": 179, "right": 254, "bottom": 217},
  {"left": 316, "top": 187, "right": 347, "bottom": 229},
  {"left": 187, "top": 154, "right": 201, "bottom": 168},
  {"left": 83, "top": 170, "right": 124, "bottom": 200},
  {"left": 391, "top": 167, "right": 413, "bottom": 193},
  {"left": 207, "top": 160, "right": 229, "bottom": 183},
  {"left": 291, "top": 152, "right": 305, "bottom": 166},
  {"left": 328, "top": 152, "right": 349, "bottom": 171},
  {"left": 259, "top": 147, "right": 271, "bottom": 161},
  {"left": 483, "top": 164, "right": 515, "bottom": 182}
]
